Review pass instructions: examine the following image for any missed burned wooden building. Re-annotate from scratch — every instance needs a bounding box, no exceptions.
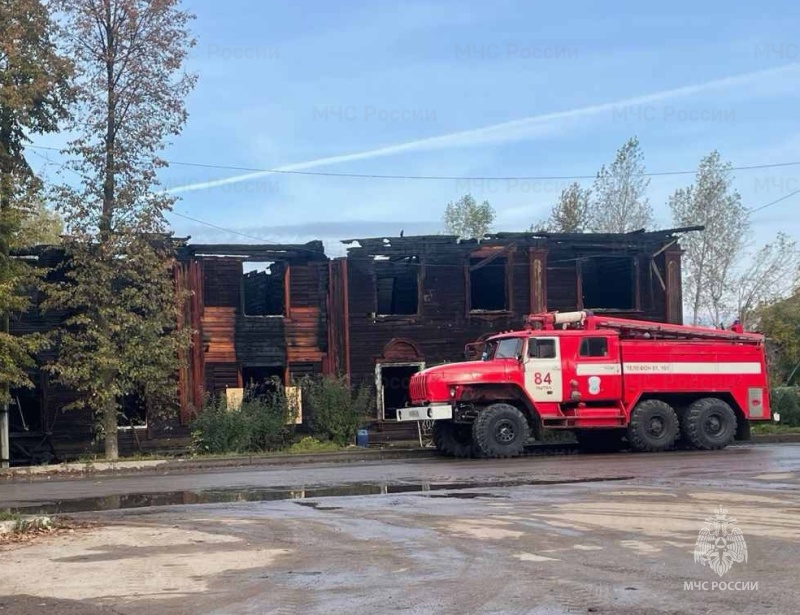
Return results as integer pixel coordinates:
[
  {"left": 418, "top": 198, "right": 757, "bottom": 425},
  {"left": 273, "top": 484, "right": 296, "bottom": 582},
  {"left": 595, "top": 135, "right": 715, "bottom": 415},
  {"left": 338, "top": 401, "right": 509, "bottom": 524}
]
[
  {"left": 173, "top": 240, "right": 331, "bottom": 420},
  {"left": 332, "top": 228, "right": 689, "bottom": 422},
  {"left": 7, "top": 227, "right": 694, "bottom": 461}
]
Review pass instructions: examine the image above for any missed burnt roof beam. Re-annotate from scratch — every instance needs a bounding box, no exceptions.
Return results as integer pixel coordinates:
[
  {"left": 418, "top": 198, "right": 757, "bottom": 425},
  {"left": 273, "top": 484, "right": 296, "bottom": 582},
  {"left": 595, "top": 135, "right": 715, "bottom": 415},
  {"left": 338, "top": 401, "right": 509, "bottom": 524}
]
[{"left": 469, "top": 243, "right": 517, "bottom": 272}]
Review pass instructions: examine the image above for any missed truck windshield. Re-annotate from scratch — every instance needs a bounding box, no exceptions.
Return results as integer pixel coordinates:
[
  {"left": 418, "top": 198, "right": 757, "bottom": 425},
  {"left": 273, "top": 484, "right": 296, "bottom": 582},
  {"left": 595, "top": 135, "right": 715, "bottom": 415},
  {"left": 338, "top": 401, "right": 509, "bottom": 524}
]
[{"left": 482, "top": 337, "right": 522, "bottom": 360}]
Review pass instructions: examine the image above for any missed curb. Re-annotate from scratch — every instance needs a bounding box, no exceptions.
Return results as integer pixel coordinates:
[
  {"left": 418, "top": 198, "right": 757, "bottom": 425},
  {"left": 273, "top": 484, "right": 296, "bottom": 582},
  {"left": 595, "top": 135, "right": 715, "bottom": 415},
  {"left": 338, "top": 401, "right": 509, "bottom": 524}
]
[
  {"left": 749, "top": 433, "right": 800, "bottom": 444},
  {"left": 1, "top": 447, "right": 438, "bottom": 480},
  {"left": 2, "top": 434, "right": 798, "bottom": 480}
]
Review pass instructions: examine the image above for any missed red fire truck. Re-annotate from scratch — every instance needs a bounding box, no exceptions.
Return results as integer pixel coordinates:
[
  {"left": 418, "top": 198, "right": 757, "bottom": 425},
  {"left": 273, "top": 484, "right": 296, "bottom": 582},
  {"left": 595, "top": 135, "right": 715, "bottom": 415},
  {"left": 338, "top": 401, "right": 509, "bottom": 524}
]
[{"left": 397, "top": 311, "right": 771, "bottom": 458}]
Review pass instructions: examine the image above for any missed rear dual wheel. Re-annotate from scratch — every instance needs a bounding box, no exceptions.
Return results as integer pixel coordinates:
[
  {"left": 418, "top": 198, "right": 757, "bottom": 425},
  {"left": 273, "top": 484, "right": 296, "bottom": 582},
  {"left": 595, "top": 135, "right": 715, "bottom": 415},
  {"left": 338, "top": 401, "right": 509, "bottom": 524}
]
[{"left": 682, "top": 398, "right": 737, "bottom": 450}]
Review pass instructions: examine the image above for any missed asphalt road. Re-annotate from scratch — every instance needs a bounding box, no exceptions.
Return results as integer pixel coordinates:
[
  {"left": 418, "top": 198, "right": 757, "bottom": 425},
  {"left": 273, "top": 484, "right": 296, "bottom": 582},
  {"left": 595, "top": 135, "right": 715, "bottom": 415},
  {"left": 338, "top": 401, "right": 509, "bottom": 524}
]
[{"left": 2, "top": 443, "right": 800, "bottom": 614}]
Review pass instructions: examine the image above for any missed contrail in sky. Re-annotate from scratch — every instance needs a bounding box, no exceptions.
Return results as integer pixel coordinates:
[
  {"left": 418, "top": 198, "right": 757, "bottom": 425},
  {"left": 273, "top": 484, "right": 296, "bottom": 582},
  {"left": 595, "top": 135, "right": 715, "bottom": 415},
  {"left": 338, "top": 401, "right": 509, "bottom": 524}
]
[{"left": 167, "top": 63, "right": 800, "bottom": 195}]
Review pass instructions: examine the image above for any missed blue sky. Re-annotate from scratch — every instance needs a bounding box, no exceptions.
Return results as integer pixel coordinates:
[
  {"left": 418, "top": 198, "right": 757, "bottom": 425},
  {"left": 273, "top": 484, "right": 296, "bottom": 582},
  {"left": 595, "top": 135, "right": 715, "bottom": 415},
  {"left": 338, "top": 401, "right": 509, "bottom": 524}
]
[{"left": 31, "top": 0, "right": 800, "bottom": 256}]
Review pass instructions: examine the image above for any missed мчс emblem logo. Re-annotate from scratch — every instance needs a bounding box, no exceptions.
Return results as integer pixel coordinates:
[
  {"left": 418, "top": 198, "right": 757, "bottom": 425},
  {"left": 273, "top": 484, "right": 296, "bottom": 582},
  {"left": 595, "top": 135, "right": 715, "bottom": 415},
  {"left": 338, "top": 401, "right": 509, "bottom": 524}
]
[{"left": 694, "top": 506, "right": 748, "bottom": 576}]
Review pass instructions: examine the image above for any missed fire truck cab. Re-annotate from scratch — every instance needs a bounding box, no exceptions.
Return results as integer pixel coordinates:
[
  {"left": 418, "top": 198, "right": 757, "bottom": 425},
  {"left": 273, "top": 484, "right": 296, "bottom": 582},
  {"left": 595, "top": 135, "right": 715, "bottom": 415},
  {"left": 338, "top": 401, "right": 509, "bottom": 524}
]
[{"left": 397, "top": 311, "right": 771, "bottom": 458}]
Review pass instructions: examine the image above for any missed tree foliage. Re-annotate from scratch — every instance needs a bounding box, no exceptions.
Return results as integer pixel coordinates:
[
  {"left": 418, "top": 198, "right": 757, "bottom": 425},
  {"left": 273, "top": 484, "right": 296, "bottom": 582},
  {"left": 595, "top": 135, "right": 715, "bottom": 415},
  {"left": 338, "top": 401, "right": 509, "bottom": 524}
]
[
  {"left": 44, "top": 0, "right": 197, "bottom": 459},
  {"left": 0, "top": 0, "right": 72, "bottom": 402},
  {"left": 735, "top": 232, "right": 799, "bottom": 329},
  {"left": 301, "top": 374, "right": 373, "bottom": 446},
  {"left": 669, "top": 151, "right": 749, "bottom": 325},
  {"left": 536, "top": 182, "right": 591, "bottom": 232},
  {"left": 756, "top": 287, "right": 800, "bottom": 386},
  {"left": 18, "top": 199, "right": 63, "bottom": 246},
  {"left": 589, "top": 136, "right": 653, "bottom": 233},
  {"left": 443, "top": 193, "right": 495, "bottom": 239}
]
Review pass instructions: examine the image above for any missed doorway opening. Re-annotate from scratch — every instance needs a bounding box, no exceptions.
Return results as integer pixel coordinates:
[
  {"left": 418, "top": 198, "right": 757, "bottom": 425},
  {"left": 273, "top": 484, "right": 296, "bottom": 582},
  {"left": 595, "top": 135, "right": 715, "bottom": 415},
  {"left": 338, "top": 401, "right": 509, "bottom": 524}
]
[
  {"left": 377, "top": 363, "right": 424, "bottom": 420},
  {"left": 241, "top": 365, "right": 285, "bottom": 401}
]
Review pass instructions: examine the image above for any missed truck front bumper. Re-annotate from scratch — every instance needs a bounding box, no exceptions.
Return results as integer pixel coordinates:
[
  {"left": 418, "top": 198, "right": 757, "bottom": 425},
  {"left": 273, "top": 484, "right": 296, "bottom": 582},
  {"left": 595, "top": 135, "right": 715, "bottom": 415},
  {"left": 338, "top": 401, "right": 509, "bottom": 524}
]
[{"left": 396, "top": 404, "right": 453, "bottom": 422}]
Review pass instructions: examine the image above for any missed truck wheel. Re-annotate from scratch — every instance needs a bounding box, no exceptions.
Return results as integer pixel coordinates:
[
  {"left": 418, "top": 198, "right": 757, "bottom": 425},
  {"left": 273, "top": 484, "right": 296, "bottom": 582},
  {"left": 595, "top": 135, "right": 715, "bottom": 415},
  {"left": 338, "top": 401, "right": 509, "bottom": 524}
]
[
  {"left": 472, "top": 403, "right": 529, "bottom": 458},
  {"left": 432, "top": 421, "right": 475, "bottom": 458},
  {"left": 575, "top": 429, "right": 625, "bottom": 453},
  {"left": 683, "top": 398, "right": 737, "bottom": 450},
  {"left": 627, "top": 399, "right": 679, "bottom": 452}
]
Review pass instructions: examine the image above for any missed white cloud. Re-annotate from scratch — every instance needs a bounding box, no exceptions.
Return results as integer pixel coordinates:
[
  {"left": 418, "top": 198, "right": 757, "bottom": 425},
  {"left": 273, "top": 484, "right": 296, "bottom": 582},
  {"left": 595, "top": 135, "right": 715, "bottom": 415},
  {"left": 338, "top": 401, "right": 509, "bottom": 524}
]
[{"left": 166, "top": 63, "right": 800, "bottom": 195}]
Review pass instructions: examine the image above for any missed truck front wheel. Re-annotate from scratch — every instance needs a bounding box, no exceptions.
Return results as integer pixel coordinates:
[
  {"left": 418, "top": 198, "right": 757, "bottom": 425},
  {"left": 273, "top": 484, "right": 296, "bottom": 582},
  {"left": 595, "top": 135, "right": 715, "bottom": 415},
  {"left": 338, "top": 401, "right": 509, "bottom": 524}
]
[
  {"left": 472, "top": 403, "right": 529, "bottom": 459},
  {"left": 627, "top": 399, "right": 679, "bottom": 452},
  {"left": 683, "top": 398, "right": 737, "bottom": 450},
  {"left": 432, "top": 421, "right": 475, "bottom": 458}
]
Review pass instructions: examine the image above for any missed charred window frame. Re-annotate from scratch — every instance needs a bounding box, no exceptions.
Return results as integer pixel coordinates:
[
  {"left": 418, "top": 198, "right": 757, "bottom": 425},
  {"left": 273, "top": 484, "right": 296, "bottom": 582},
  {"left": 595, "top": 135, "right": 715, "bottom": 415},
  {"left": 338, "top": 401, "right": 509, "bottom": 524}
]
[
  {"left": 468, "top": 249, "right": 511, "bottom": 313},
  {"left": 374, "top": 255, "right": 421, "bottom": 317},
  {"left": 242, "top": 261, "right": 289, "bottom": 317},
  {"left": 580, "top": 255, "right": 636, "bottom": 310},
  {"left": 118, "top": 391, "right": 148, "bottom": 430}
]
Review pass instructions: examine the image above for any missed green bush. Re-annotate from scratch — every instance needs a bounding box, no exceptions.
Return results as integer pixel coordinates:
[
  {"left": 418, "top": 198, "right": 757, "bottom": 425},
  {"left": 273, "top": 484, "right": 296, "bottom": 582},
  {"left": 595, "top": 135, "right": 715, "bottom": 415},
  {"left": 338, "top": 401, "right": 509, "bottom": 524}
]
[
  {"left": 190, "top": 385, "right": 296, "bottom": 454},
  {"left": 300, "top": 374, "right": 373, "bottom": 446},
  {"left": 770, "top": 387, "right": 800, "bottom": 426}
]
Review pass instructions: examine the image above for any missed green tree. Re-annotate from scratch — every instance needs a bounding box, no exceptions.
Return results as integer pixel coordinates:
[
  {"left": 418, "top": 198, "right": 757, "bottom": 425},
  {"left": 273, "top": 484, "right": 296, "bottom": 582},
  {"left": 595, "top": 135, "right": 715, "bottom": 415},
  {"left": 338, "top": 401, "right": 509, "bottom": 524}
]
[
  {"left": 535, "top": 182, "right": 591, "bottom": 232},
  {"left": 18, "top": 200, "right": 63, "bottom": 246},
  {"left": 669, "top": 151, "right": 748, "bottom": 325},
  {"left": 0, "top": 0, "right": 73, "bottom": 465},
  {"left": 756, "top": 287, "right": 800, "bottom": 386},
  {"left": 735, "top": 232, "right": 799, "bottom": 329},
  {"left": 443, "top": 193, "right": 495, "bottom": 239},
  {"left": 45, "top": 0, "right": 197, "bottom": 460},
  {"left": 589, "top": 136, "right": 653, "bottom": 233}
]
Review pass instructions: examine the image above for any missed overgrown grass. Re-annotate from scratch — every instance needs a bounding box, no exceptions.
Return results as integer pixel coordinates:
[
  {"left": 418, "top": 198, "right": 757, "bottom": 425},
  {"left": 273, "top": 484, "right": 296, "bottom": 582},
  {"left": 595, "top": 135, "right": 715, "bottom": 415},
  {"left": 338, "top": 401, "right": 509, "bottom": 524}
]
[
  {"left": 286, "top": 436, "right": 344, "bottom": 454},
  {"left": 752, "top": 423, "right": 800, "bottom": 434},
  {"left": 0, "top": 510, "right": 21, "bottom": 523}
]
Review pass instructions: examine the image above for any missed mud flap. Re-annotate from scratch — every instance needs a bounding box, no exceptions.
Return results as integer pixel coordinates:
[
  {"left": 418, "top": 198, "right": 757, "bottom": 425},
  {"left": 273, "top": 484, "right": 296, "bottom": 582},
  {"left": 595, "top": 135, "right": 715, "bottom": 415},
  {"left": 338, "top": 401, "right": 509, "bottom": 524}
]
[{"left": 735, "top": 419, "right": 751, "bottom": 441}]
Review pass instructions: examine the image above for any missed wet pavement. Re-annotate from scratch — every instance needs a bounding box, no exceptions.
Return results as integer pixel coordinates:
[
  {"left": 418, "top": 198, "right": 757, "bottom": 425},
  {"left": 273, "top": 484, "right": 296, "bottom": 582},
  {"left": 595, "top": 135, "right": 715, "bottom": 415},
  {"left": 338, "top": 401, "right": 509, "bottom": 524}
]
[
  {"left": 2, "top": 443, "right": 800, "bottom": 614},
  {"left": 2, "top": 442, "right": 797, "bottom": 512}
]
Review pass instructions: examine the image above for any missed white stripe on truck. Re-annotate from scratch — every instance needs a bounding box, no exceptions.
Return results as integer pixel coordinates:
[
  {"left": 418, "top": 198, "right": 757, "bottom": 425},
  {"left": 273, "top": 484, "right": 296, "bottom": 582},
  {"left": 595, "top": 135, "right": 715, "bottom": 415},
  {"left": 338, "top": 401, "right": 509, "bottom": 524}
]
[
  {"left": 576, "top": 364, "right": 622, "bottom": 376},
  {"left": 622, "top": 362, "right": 761, "bottom": 375}
]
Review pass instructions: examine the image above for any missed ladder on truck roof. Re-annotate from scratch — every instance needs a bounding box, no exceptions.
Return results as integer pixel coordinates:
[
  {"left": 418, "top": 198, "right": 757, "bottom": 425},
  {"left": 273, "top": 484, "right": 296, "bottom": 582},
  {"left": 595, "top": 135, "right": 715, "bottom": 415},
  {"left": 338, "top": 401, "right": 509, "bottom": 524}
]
[
  {"left": 588, "top": 315, "right": 762, "bottom": 343},
  {"left": 527, "top": 310, "right": 763, "bottom": 343}
]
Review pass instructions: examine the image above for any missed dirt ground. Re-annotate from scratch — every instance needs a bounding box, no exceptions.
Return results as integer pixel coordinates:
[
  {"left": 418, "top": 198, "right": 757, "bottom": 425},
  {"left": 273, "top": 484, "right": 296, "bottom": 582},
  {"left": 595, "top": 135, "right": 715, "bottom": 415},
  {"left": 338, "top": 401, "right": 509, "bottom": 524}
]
[{"left": 2, "top": 444, "right": 800, "bottom": 614}]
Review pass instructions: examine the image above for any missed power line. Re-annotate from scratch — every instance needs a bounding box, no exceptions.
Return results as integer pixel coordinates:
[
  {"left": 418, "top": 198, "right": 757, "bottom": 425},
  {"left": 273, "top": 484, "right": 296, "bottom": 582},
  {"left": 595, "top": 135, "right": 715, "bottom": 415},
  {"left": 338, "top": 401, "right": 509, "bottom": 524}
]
[
  {"left": 26, "top": 144, "right": 800, "bottom": 181},
  {"left": 25, "top": 143, "right": 799, "bottom": 243},
  {"left": 168, "top": 211, "right": 276, "bottom": 243},
  {"left": 748, "top": 188, "right": 800, "bottom": 215}
]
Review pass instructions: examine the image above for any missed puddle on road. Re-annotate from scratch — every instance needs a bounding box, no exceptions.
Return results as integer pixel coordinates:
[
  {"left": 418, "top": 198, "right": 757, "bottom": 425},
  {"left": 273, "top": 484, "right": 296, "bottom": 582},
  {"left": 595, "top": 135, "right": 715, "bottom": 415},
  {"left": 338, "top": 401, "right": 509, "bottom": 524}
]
[{"left": 9, "top": 475, "right": 633, "bottom": 516}]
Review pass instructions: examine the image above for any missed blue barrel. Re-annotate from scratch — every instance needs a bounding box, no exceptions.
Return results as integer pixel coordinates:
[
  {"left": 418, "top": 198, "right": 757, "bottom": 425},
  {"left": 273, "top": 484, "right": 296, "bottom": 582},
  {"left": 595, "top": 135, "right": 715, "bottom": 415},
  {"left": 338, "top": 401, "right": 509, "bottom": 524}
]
[{"left": 356, "top": 429, "right": 369, "bottom": 448}]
